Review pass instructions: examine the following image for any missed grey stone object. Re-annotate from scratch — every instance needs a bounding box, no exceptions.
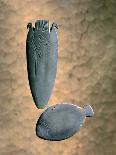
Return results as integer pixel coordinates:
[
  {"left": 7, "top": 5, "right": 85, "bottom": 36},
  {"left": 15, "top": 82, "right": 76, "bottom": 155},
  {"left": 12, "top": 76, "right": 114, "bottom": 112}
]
[
  {"left": 36, "top": 103, "right": 94, "bottom": 141},
  {"left": 26, "top": 20, "right": 58, "bottom": 109}
]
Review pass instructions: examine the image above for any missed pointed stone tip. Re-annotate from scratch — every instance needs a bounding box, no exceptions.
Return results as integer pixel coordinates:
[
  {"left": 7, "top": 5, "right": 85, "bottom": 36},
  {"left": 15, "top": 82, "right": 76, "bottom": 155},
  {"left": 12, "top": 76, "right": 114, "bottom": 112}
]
[{"left": 27, "top": 22, "right": 32, "bottom": 29}]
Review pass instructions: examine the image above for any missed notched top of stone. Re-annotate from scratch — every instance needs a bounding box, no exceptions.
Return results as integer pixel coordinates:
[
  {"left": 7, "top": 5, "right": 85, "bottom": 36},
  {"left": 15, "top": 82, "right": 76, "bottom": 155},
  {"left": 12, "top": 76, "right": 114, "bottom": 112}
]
[
  {"left": 27, "top": 20, "right": 49, "bottom": 32},
  {"left": 27, "top": 20, "right": 59, "bottom": 32}
]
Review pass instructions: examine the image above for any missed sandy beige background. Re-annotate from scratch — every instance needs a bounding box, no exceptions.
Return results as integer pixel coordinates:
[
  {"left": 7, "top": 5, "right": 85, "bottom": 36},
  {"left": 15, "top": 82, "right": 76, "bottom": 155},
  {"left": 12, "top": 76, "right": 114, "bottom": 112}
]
[{"left": 0, "top": 0, "right": 116, "bottom": 155}]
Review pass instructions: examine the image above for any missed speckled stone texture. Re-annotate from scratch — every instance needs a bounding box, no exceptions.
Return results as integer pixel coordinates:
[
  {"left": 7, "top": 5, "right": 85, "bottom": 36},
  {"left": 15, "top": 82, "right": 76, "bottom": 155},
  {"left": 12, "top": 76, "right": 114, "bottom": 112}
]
[{"left": 0, "top": 0, "right": 116, "bottom": 155}]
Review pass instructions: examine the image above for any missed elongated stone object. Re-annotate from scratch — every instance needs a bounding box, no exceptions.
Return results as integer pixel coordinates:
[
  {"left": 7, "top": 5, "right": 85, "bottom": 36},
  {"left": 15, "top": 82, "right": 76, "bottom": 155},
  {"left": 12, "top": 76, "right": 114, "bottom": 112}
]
[
  {"left": 36, "top": 103, "right": 94, "bottom": 141},
  {"left": 26, "top": 20, "right": 58, "bottom": 109}
]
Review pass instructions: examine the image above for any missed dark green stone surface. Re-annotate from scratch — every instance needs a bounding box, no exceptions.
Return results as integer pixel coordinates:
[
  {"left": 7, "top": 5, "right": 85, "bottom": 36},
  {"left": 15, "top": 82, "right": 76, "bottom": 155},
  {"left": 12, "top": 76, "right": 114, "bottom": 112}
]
[
  {"left": 26, "top": 20, "right": 58, "bottom": 108},
  {"left": 36, "top": 104, "right": 94, "bottom": 141}
]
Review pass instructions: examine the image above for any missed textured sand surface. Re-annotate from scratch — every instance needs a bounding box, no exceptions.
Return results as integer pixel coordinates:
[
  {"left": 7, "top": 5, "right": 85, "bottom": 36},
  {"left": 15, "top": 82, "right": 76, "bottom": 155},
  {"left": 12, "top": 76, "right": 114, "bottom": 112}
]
[{"left": 0, "top": 0, "right": 116, "bottom": 155}]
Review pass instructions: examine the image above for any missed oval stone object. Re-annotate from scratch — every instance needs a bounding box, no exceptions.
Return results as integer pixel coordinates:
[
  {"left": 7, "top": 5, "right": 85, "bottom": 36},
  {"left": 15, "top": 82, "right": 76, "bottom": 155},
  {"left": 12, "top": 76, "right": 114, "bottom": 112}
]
[
  {"left": 26, "top": 20, "right": 58, "bottom": 109},
  {"left": 36, "top": 103, "right": 94, "bottom": 141}
]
